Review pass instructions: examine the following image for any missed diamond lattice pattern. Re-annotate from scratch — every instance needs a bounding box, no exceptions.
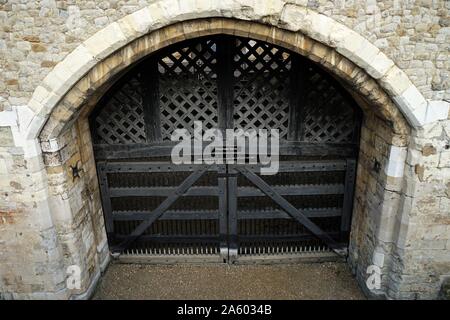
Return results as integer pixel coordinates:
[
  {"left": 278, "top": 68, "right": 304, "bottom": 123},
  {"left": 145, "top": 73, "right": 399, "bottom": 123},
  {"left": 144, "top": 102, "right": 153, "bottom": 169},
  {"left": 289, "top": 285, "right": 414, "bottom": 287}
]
[
  {"left": 233, "top": 38, "right": 291, "bottom": 140},
  {"left": 303, "top": 72, "right": 356, "bottom": 143},
  {"left": 158, "top": 38, "right": 219, "bottom": 140},
  {"left": 94, "top": 77, "right": 146, "bottom": 144},
  {"left": 93, "top": 36, "right": 357, "bottom": 145}
]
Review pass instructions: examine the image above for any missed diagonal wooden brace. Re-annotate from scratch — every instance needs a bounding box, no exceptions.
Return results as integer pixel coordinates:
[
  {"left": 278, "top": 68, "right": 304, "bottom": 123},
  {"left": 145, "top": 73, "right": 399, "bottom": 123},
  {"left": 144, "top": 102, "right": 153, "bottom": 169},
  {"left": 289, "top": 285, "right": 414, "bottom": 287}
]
[
  {"left": 114, "top": 169, "right": 207, "bottom": 253},
  {"left": 236, "top": 167, "right": 346, "bottom": 257}
]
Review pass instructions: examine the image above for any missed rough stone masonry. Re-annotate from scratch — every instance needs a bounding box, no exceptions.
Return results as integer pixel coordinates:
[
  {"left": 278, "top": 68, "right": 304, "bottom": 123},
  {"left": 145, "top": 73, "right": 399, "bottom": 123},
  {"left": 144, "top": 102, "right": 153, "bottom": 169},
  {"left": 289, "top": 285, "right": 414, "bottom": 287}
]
[{"left": 0, "top": 0, "right": 449, "bottom": 300}]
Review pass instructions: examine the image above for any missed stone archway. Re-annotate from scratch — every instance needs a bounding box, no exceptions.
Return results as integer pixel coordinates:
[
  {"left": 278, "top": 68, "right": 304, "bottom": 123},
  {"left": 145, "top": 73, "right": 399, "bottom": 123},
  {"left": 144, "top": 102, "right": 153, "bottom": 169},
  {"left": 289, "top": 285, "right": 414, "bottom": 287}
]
[
  {"left": 24, "top": 2, "right": 443, "bottom": 300},
  {"left": 27, "top": 2, "right": 438, "bottom": 142}
]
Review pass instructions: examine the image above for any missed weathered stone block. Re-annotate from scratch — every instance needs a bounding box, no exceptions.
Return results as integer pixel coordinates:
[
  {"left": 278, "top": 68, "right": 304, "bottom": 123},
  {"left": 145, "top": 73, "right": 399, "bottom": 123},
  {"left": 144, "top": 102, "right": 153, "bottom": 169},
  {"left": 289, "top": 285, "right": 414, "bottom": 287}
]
[
  {"left": 393, "top": 86, "right": 429, "bottom": 127},
  {"left": 0, "top": 127, "right": 15, "bottom": 146},
  {"left": 117, "top": 7, "right": 153, "bottom": 39},
  {"left": 83, "top": 22, "right": 127, "bottom": 60},
  {"left": 380, "top": 67, "right": 414, "bottom": 97},
  {"left": 425, "top": 101, "right": 450, "bottom": 124},
  {"left": 384, "top": 146, "right": 407, "bottom": 178}
]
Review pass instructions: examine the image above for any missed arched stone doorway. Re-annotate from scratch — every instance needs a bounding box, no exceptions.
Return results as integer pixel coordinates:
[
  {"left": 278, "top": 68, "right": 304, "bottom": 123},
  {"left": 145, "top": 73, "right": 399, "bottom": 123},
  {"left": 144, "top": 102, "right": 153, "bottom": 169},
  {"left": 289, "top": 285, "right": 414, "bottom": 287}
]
[
  {"left": 32, "top": 11, "right": 427, "bottom": 299},
  {"left": 89, "top": 34, "right": 362, "bottom": 263}
]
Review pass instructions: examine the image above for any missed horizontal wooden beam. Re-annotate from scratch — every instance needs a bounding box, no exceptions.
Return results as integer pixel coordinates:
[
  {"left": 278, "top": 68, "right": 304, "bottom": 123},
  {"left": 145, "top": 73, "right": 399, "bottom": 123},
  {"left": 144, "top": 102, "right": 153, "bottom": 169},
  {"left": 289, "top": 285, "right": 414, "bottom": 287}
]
[
  {"left": 112, "top": 232, "right": 342, "bottom": 244},
  {"left": 109, "top": 186, "right": 220, "bottom": 197},
  {"left": 111, "top": 207, "right": 343, "bottom": 221},
  {"left": 93, "top": 142, "right": 358, "bottom": 160},
  {"left": 108, "top": 184, "right": 344, "bottom": 198},
  {"left": 99, "top": 160, "right": 347, "bottom": 174}
]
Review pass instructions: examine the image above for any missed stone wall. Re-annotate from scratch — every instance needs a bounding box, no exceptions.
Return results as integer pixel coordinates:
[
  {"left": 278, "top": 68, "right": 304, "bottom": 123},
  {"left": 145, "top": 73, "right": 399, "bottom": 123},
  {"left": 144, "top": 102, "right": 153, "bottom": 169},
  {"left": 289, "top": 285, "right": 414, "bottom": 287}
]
[
  {"left": 0, "top": 0, "right": 449, "bottom": 300},
  {"left": 0, "top": 0, "right": 449, "bottom": 106}
]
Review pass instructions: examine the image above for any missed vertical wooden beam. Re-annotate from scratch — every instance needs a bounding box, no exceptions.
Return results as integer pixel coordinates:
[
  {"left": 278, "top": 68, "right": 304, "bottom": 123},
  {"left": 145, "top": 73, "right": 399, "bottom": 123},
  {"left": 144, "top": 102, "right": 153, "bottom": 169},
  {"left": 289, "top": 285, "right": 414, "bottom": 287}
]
[
  {"left": 216, "top": 36, "right": 235, "bottom": 131},
  {"left": 227, "top": 166, "right": 239, "bottom": 263},
  {"left": 341, "top": 159, "right": 357, "bottom": 239},
  {"left": 218, "top": 165, "right": 228, "bottom": 262},
  {"left": 288, "top": 55, "right": 309, "bottom": 141},
  {"left": 96, "top": 162, "right": 115, "bottom": 243},
  {"left": 216, "top": 36, "right": 237, "bottom": 262},
  {"left": 139, "top": 57, "right": 162, "bottom": 142}
]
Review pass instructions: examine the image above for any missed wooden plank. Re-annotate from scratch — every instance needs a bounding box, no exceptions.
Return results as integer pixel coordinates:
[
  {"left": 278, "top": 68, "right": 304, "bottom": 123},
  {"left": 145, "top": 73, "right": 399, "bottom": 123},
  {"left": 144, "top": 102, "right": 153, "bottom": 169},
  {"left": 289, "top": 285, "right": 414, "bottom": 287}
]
[
  {"left": 104, "top": 159, "right": 346, "bottom": 173},
  {"left": 109, "top": 186, "right": 219, "bottom": 197},
  {"left": 112, "top": 210, "right": 219, "bottom": 221},
  {"left": 108, "top": 176, "right": 342, "bottom": 199},
  {"left": 279, "top": 142, "right": 357, "bottom": 157},
  {"left": 96, "top": 162, "right": 114, "bottom": 240},
  {"left": 236, "top": 184, "right": 344, "bottom": 197},
  {"left": 93, "top": 143, "right": 175, "bottom": 159},
  {"left": 139, "top": 58, "right": 162, "bottom": 142},
  {"left": 104, "top": 161, "right": 220, "bottom": 173},
  {"left": 115, "top": 234, "right": 220, "bottom": 243},
  {"left": 288, "top": 55, "right": 308, "bottom": 141},
  {"left": 341, "top": 159, "right": 357, "bottom": 236},
  {"left": 244, "top": 160, "right": 347, "bottom": 172},
  {"left": 116, "top": 232, "right": 340, "bottom": 243},
  {"left": 238, "top": 232, "right": 341, "bottom": 242},
  {"left": 93, "top": 142, "right": 358, "bottom": 160},
  {"left": 216, "top": 35, "right": 235, "bottom": 131},
  {"left": 111, "top": 207, "right": 342, "bottom": 221},
  {"left": 237, "top": 208, "right": 342, "bottom": 220},
  {"left": 218, "top": 165, "right": 228, "bottom": 261},
  {"left": 227, "top": 167, "right": 238, "bottom": 262}
]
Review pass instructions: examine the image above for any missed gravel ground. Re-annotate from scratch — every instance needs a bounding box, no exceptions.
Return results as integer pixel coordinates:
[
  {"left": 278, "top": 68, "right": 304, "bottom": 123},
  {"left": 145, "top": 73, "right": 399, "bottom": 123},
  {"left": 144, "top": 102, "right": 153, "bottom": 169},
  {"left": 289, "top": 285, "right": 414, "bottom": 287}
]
[{"left": 92, "top": 262, "right": 365, "bottom": 300}]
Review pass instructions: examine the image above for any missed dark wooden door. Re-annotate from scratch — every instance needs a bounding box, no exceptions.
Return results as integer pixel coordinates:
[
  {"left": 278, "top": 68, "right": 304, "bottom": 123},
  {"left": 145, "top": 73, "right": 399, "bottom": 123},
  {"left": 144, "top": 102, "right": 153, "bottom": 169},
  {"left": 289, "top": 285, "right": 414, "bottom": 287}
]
[{"left": 90, "top": 35, "right": 361, "bottom": 263}]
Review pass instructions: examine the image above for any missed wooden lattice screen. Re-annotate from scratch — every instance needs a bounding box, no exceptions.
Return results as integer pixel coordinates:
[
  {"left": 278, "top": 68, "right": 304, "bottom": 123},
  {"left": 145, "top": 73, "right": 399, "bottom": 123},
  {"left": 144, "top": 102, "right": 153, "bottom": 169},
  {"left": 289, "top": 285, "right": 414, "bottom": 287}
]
[
  {"left": 93, "top": 78, "right": 146, "bottom": 144},
  {"left": 92, "top": 35, "right": 360, "bottom": 146},
  {"left": 158, "top": 38, "right": 219, "bottom": 140},
  {"left": 233, "top": 38, "right": 292, "bottom": 139}
]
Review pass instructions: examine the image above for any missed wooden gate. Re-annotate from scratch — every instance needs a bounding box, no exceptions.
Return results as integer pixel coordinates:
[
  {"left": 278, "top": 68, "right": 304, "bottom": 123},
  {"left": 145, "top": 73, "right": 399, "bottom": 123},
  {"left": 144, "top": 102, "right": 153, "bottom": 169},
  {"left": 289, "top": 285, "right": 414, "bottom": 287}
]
[{"left": 91, "top": 35, "right": 361, "bottom": 263}]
